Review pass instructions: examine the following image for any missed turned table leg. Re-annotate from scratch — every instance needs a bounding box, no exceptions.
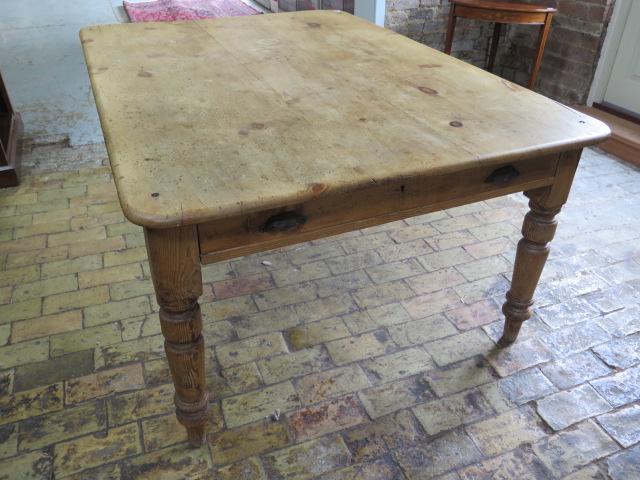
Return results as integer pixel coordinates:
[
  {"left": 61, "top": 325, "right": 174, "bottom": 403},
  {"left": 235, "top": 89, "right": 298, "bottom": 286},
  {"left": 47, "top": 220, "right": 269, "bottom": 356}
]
[
  {"left": 500, "top": 149, "right": 582, "bottom": 346},
  {"left": 144, "top": 225, "right": 211, "bottom": 447}
]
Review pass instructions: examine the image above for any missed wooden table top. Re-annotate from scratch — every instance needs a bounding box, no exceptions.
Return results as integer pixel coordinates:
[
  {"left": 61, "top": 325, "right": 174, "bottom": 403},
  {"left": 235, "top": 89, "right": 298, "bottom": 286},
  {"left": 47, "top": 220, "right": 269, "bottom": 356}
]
[{"left": 80, "top": 11, "right": 608, "bottom": 228}]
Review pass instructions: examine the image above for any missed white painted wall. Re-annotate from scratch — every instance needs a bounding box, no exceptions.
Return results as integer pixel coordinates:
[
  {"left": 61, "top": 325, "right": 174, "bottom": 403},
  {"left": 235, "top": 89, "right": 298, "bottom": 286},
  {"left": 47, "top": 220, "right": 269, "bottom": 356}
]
[{"left": 354, "top": 0, "right": 385, "bottom": 26}]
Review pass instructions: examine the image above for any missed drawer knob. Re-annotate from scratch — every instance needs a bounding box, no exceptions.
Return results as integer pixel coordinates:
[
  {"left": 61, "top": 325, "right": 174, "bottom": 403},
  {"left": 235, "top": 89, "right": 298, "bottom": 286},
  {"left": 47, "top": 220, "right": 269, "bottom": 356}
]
[
  {"left": 260, "top": 211, "right": 307, "bottom": 233},
  {"left": 486, "top": 166, "right": 519, "bottom": 183}
]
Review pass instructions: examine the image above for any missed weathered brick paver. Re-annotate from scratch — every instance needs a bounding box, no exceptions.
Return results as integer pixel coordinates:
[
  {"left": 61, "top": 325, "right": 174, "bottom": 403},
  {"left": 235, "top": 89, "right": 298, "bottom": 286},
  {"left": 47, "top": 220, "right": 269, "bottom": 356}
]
[
  {"left": 262, "top": 435, "right": 352, "bottom": 479},
  {"left": 531, "top": 420, "right": 619, "bottom": 478},
  {"left": 498, "top": 367, "right": 558, "bottom": 405},
  {"left": 286, "top": 395, "right": 369, "bottom": 442},
  {"left": 597, "top": 405, "right": 640, "bottom": 447},
  {"left": 395, "top": 430, "right": 482, "bottom": 478},
  {"left": 0, "top": 147, "right": 638, "bottom": 478},
  {"left": 294, "top": 365, "right": 371, "bottom": 405},
  {"left": 413, "top": 388, "right": 495, "bottom": 436},
  {"left": 536, "top": 384, "right": 612, "bottom": 430},
  {"left": 606, "top": 445, "right": 640, "bottom": 480},
  {"left": 359, "top": 375, "right": 435, "bottom": 419}
]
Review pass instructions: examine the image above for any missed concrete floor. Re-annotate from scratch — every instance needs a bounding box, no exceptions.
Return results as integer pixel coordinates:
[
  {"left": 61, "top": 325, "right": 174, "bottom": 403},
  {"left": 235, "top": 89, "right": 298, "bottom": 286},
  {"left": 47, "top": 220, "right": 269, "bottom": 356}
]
[{"left": 0, "top": 0, "right": 267, "bottom": 147}]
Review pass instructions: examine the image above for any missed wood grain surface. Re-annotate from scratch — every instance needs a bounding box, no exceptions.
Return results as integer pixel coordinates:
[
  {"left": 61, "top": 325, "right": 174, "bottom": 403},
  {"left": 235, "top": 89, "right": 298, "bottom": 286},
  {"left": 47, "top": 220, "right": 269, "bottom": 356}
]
[{"left": 80, "top": 11, "right": 608, "bottom": 228}]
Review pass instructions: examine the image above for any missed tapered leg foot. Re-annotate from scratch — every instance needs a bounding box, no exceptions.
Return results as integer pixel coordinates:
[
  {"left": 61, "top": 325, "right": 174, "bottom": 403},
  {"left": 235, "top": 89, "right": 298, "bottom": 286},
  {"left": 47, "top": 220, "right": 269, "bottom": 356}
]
[
  {"left": 499, "top": 293, "right": 534, "bottom": 346},
  {"left": 186, "top": 426, "right": 208, "bottom": 448}
]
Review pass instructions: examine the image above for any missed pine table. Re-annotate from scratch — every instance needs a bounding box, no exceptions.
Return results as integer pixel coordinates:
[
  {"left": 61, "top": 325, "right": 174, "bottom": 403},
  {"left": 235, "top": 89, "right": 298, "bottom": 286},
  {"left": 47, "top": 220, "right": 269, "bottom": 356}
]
[{"left": 81, "top": 10, "right": 609, "bottom": 447}]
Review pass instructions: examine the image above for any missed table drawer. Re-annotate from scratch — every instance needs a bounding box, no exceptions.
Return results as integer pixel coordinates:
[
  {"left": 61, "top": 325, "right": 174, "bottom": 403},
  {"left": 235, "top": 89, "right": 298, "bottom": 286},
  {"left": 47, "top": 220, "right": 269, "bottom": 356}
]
[{"left": 198, "top": 154, "right": 559, "bottom": 263}]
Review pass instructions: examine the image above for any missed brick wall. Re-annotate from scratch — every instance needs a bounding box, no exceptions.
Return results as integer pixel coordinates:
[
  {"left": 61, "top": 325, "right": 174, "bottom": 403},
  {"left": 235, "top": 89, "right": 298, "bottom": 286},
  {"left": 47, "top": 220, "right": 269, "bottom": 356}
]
[{"left": 383, "top": 0, "right": 617, "bottom": 104}]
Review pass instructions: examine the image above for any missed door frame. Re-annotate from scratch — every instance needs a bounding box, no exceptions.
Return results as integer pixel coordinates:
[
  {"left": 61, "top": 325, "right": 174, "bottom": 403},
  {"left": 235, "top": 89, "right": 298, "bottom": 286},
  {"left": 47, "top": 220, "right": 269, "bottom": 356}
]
[{"left": 587, "top": 0, "right": 632, "bottom": 105}]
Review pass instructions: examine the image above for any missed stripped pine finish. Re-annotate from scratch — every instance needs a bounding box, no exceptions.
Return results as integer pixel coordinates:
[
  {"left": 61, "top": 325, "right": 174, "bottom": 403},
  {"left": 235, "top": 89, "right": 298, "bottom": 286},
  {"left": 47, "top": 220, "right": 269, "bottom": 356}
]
[{"left": 81, "top": 11, "right": 609, "bottom": 446}]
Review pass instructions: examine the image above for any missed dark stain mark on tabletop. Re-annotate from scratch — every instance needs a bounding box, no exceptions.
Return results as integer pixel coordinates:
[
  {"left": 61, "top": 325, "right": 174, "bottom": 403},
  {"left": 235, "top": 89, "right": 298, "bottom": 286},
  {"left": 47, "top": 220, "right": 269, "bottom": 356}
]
[{"left": 418, "top": 87, "right": 438, "bottom": 95}]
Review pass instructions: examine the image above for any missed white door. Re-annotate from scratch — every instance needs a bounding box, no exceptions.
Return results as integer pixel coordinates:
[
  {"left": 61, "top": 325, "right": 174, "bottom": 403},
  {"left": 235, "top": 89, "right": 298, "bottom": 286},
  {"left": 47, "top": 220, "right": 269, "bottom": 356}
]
[{"left": 602, "top": 0, "right": 640, "bottom": 116}]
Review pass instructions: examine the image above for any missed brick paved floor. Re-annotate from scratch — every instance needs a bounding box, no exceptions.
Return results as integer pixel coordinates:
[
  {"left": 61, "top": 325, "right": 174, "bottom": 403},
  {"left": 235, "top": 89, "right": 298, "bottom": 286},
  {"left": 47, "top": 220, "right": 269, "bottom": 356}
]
[{"left": 0, "top": 145, "right": 639, "bottom": 479}]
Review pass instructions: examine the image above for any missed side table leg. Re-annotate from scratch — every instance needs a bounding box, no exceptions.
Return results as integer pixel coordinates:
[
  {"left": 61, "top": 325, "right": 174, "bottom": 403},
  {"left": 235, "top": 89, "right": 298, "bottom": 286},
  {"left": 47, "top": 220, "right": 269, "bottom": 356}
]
[
  {"left": 487, "top": 22, "right": 502, "bottom": 72},
  {"left": 443, "top": 5, "right": 457, "bottom": 55},
  {"left": 528, "top": 12, "right": 553, "bottom": 89},
  {"left": 144, "top": 225, "right": 211, "bottom": 447},
  {"left": 500, "top": 149, "right": 582, "bottom": 346}
]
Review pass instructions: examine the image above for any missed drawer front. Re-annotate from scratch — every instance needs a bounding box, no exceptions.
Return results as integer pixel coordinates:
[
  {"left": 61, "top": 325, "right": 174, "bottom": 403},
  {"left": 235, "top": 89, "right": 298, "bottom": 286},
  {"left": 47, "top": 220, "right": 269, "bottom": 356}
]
[{"left": 198, "top": 154, "right": 559, "bottom": 263}]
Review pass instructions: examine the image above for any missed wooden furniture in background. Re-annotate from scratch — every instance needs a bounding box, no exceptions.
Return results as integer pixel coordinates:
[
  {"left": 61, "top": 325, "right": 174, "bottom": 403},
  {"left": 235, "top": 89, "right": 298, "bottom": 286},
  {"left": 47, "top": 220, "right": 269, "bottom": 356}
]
[
  {"left": 81, "top": 11, "right": 609, "bottom": 447},
  {"left": 0, "top": 71, "right": 22, "bottom": 187},
  {"left": 444, "top": 0, "right": 556, "bottom": 89},
  {"left": 277, "top": 0, "right": 354, "bottom": 13}
]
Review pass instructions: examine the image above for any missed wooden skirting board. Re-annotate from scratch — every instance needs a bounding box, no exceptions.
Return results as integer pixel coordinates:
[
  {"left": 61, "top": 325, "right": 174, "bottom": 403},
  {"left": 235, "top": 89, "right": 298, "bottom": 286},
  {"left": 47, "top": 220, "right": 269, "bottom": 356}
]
[{"left": 573, "top": 105, "right": 640, "bottom": 168}]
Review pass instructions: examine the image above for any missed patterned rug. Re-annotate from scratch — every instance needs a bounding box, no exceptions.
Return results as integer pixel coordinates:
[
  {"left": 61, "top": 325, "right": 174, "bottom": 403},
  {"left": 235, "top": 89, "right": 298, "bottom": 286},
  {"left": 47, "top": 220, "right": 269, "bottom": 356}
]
[{"left": 123, "top": 0, "right": 262, "bottom": 22}]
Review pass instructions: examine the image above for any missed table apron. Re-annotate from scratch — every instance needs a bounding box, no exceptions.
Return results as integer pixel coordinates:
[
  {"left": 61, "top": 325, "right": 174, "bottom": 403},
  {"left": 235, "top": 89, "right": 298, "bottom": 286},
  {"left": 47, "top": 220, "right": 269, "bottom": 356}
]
[
  {"left": 198, "top": 154, "right": 559, "bottom": 264},
  {"left": 455, "top": 6, "right": 551, "bottom": 24}
]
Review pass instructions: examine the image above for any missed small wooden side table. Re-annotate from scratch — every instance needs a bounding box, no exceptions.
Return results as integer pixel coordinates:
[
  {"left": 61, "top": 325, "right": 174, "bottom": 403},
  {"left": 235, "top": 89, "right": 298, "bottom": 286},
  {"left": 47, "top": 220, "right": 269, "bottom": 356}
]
[{"left": 444, "top": 0, "right": 557, "bottom": 89}]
